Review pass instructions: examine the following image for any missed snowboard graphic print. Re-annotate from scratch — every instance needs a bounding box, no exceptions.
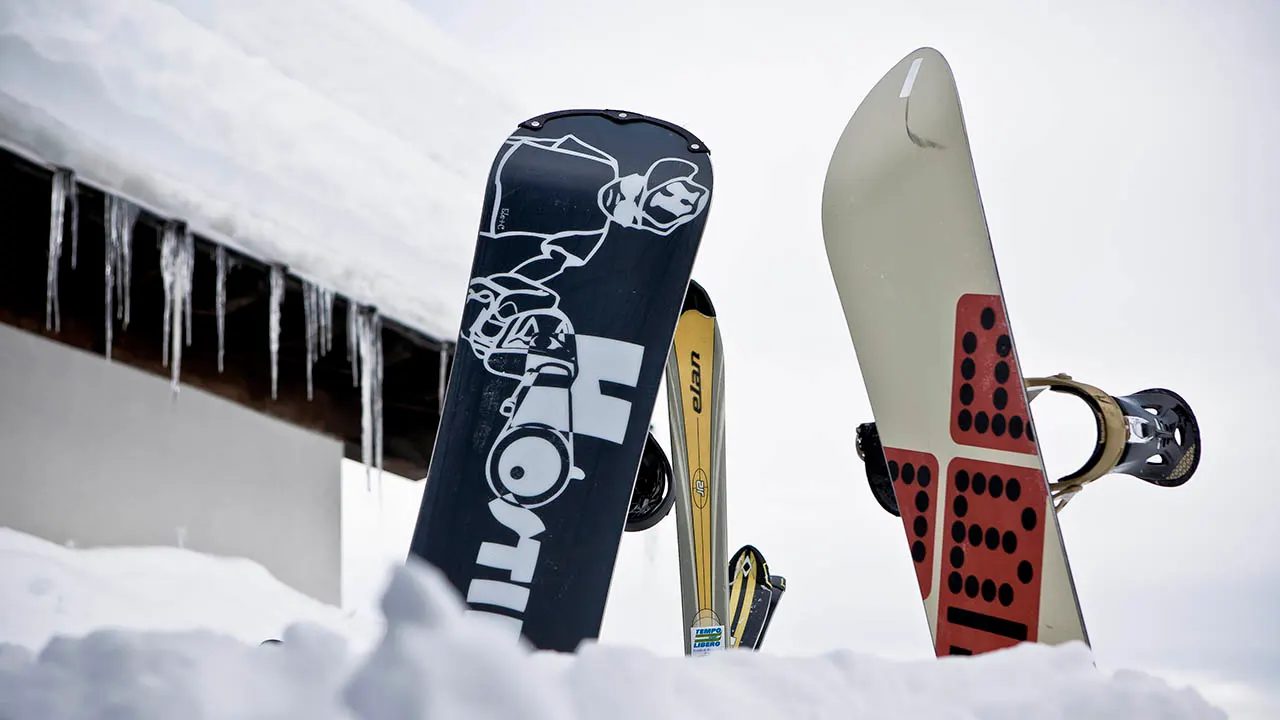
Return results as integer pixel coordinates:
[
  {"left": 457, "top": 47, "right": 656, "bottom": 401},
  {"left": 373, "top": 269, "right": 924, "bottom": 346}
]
[{"left": 410, "top": 109, "right": 713, "bottom": 653}]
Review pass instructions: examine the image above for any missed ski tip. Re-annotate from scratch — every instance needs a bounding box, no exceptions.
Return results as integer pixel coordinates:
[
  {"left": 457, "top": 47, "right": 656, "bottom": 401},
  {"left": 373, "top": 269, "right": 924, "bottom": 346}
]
[
  {"left": 516, "top": 109, "right": 709, "bottom": 154},
  {"left": 730, "top": 544, "right": 771, "bottom": 577},
  {"left": 682, "top": 279, "right": 716, "bottom": 316}
]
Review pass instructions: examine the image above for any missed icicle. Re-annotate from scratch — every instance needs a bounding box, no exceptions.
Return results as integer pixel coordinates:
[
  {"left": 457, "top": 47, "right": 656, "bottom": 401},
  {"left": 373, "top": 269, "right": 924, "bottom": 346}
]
[
  {"left": 303, "top": 281, "right": 316, "bottom": 400},
  {"left": 269, "top": 266, "right": 285, "bottom": 400},
  {"left": 347, "top": 300, "right": 361, "bottom": 387},
  {"left": 215, "top": 246, "right": 227, "bottom": 372},
  {"left": 118, "top": 204, "right": 135, "bottom": 328},
  {"left": 356, "top": 307, "right": 384, "bottom": 491},
  {"left": 104, "top": 206, "right": 118, "bottom": 359},
  {"left": 375, "top": 316, "right": 383, "bottom": 484},
  {"left": 300, "top": 281, "right": 337, "bottom": 400},
  {"left": 69, "top": 174, "right": 79, "bottom": 271},
  {"left": 104, "top": 196, "right": 139, "bottom": 360},
  {"left": 159, "top": 221, "right": 194, "bottom": 393},
  {"left": 321, "top": 288, "right": 335, "bottom": 355},
  {"left": 45, "top": 168, "right": 75, "bottom": 332}
]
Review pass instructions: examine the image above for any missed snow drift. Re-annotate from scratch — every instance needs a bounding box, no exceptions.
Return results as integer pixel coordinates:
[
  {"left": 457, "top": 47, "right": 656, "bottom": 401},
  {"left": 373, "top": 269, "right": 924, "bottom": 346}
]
[{"left": 0, "top": 528, "right": 1226, "bottom": 719}]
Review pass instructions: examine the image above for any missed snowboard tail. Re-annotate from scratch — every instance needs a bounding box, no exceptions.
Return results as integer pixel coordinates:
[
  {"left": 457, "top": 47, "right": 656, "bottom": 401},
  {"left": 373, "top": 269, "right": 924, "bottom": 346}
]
[
  {"left": 667, "top": 280, "right": 731, "bottom": 655},
  {"left": 409, "top": 108, "right": 712, "bottom": 652},
  {"left": 820, "top": 48, "right": 1088, "bottom": 656}
]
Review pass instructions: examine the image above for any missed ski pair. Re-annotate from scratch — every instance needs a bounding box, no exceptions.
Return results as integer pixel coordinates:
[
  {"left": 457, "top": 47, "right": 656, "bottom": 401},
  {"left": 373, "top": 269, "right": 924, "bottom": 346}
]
[
  {"left": 665, "top": 281, "right": 786, "bottom": 655},
  {"left": 821, "top": 48, "right": 1201, "bottom": 657}
]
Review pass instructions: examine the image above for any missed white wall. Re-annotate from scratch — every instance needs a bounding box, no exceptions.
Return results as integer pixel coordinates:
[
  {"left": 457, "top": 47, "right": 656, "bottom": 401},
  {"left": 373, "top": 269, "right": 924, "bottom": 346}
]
[{"left": 0, "top": 324, "right": 342, "bottom": 605}]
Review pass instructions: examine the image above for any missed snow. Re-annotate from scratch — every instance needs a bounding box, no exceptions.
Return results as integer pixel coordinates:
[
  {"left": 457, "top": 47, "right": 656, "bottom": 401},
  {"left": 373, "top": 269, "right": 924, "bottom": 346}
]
[
  {"left": 0, "top": 0, "right": 522, "bottom": 478},
  {"left": 0, "top": 527, "right": 1227, "bottom": 719},
  {"left": 0, "top": 528, "right": 377, "bottom": 655},
  {"left": 0, "top": 0, "right": 531, "bottom": 342}
]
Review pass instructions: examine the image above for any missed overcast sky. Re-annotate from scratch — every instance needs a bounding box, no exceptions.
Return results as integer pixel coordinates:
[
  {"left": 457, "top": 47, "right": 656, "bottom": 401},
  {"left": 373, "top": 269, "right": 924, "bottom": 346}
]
[{"left": 343, "top": 1, "right": 1279, "bottom": 716}]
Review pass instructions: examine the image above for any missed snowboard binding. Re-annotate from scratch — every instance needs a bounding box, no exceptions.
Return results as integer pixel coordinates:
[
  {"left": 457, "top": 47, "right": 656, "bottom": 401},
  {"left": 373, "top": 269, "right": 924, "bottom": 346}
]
[
  {"left": 855, "top": 422, "right": 902, "bottom": 516},
  {"left": 1026, "top": 374, "right": 1200, "bottom": 509},
  {"left": 856, "top": 374, "right": 1201, "bottom": 515},
  {"left": 625, "top": 432, "right": 676, "bottom": 532}
]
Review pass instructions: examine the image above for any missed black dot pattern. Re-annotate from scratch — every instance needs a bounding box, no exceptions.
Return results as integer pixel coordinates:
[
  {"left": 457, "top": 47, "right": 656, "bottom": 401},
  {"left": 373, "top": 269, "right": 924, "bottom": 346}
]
[
  {"left": 882, "top": 447, "right": 940, "bottom": 601},
  {"left": 937, "top": 456, "right": 1050, "bottom": 655},
  {"left": 951, "top": 294, "right": 1037, "bottom": 455}
]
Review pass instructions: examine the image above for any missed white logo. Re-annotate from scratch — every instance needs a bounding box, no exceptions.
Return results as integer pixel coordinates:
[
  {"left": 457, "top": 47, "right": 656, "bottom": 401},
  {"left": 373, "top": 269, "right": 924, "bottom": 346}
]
[{"left": 690, "top": 624, "right": 726, "bottom": 656}]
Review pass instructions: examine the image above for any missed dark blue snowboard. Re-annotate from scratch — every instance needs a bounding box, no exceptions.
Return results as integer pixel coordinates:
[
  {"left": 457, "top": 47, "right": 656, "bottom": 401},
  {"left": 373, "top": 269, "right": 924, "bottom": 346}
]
[{"left": 408, "top": 109, "right": 713, "bottom": 652}]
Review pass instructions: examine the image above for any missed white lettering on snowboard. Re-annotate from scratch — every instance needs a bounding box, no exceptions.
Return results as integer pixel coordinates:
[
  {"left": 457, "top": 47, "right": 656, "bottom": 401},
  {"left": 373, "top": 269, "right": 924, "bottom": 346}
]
[
  {"left": 467, "top": 334, "right": 644, "bottom": 637},
  {"left": 570, "top": 335, "right": 644, "bottom": 444}
]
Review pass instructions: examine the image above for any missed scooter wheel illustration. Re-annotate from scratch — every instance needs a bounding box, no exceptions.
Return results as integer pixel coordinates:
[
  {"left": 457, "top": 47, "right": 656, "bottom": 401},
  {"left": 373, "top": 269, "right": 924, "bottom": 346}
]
[{"left": 489, "top": 424, "right": 572, "bottom": 508}]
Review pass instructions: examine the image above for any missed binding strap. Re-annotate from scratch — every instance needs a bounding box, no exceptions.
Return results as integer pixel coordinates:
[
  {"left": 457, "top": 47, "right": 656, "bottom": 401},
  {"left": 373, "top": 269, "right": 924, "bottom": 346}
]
[{"left": 1025, "top": 374, "right": 1128, "bottom": 510}]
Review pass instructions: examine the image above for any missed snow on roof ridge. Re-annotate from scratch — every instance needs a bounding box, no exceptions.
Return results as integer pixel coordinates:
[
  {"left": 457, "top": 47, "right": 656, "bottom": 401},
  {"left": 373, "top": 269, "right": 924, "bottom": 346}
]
[{"left": 0, "top": 0, "right": 533, "bottom": 340}]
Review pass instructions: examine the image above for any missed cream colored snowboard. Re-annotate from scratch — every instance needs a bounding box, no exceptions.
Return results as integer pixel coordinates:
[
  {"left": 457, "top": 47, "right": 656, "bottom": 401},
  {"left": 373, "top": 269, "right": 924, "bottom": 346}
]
[{"left": 821, "top": 47, "right": 1088, "bottom": 656}]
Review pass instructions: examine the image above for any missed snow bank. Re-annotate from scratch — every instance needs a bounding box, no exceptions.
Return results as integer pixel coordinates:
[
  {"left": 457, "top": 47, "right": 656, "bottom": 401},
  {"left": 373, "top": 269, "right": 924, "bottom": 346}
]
[
  {"left": 0, "top": 528, "right": 1226, "bottom": 719},
  {"left": 0, "top": 0, "right": 531, "bottom": 340},
  {"left": 0, "top": 527, "right": 380, "bottom": 655}
]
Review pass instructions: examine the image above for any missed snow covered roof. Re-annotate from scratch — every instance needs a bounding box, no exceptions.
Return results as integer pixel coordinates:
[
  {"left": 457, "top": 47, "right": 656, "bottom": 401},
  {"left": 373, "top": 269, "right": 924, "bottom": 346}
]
[{"left": 0, "top": 0, "right": 531, "bottom": 341}]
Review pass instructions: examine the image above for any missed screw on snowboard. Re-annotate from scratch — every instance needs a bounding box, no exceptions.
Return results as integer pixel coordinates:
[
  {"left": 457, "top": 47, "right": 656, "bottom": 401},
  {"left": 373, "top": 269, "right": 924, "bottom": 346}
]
[
  {"left": 858, "top": 376, "right": 1201, "bottom": 515},
  {"left": 408, "top": 108, "right": 713, "bottom": 652},
  {"left": 822, "top": 48, "right": 1094, "bottom": 657}
]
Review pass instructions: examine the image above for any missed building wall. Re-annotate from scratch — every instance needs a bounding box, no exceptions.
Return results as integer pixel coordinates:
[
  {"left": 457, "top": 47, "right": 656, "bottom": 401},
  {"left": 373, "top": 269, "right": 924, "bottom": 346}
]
[{"left": 0, "top": 324, "right": 342, "bottom": 605}]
